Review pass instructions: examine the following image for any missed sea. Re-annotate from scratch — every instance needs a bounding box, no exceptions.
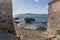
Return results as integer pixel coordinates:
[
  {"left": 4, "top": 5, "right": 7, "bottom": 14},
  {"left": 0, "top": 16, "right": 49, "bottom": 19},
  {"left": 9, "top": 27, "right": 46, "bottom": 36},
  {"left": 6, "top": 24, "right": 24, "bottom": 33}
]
[{"left": 14, "top": 13, "right": 48, "bottom": 29}]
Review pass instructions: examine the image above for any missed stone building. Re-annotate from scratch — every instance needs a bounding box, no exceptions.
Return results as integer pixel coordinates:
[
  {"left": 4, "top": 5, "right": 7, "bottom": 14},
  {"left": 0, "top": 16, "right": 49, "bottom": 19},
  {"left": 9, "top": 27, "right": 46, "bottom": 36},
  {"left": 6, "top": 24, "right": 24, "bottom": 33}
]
[
  {"left": 0, "top": 0, "right": 17, "bottom": 40},
  {"left": 47, "top": 0, "right": 60, "bottom": 38}
]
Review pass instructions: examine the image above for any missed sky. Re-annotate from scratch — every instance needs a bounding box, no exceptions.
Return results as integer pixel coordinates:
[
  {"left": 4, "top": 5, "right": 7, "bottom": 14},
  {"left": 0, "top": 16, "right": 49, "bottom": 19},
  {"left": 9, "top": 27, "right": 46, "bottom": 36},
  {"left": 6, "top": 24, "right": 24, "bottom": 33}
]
[{"left": 12, "top": 0, "right": 51, "bottom": 15}]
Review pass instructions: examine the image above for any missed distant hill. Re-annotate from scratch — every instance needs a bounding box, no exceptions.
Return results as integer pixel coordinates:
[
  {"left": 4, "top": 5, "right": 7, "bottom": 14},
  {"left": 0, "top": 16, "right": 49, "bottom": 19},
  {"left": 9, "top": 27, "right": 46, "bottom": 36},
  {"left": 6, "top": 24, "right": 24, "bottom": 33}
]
[{"left": 14, "top": 13, "right": 48, "bottom": 18}]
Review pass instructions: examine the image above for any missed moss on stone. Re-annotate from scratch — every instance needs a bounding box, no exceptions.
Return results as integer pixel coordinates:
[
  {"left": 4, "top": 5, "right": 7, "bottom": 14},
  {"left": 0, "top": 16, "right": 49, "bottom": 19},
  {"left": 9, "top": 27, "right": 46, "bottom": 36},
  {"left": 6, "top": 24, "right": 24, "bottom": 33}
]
[
  {"left": 47, "top": 38, "right": 52, "bottom": 40},
  {"left": 56, "top": 30, "right": 60, "bottom": 35}
]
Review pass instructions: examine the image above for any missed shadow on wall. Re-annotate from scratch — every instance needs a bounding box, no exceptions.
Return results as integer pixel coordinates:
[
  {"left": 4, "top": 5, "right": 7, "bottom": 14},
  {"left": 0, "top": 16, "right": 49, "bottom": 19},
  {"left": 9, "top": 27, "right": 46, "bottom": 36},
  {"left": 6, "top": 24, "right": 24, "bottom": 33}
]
[
  {"left": 36, "top": 27, "right": 47, "bottom": 31},
  {"left": 17, "top": 37, "right": 21, "bottom": 40}
]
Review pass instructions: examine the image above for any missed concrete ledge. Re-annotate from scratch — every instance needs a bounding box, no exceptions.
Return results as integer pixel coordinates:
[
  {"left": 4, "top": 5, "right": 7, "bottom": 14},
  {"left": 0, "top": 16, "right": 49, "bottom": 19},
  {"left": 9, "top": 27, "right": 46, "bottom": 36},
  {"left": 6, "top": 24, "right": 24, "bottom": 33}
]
[{"left": 0, "top": 31, "right": 16, "bottom": 40}]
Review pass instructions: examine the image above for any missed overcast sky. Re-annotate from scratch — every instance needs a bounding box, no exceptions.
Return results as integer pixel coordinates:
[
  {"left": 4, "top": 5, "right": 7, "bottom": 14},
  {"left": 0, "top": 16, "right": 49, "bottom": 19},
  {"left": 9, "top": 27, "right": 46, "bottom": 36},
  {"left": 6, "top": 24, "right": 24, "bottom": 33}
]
[{"left": 12, "top": 0, "right": 51, "bottom": 15}]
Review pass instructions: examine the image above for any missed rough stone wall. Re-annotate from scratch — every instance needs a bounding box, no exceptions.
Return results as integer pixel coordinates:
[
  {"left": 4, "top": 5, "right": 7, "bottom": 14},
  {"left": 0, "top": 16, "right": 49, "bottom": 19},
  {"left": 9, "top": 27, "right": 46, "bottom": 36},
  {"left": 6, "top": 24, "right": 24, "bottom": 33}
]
[
  {"left": 47, "top": 0, "right": 60, "bottom": 38},
  {"left": 0, "top": 0, "right": 16, "bottom": 35},
  {"left": 16, "top": 27, "right": 48, "bottom": 40}
]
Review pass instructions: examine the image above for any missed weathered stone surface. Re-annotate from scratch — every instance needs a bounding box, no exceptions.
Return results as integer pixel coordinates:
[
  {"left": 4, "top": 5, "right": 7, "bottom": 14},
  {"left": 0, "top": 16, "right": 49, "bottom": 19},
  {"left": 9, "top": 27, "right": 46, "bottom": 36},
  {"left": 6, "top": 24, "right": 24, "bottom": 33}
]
[
  {"left": 47, "top": 0, "right": 60, "bottom": 39},
  {"left": 16, "top": 27, "right": 48, "bottom": 40},
  {"left": 0, "top": 0, "right": 17, "bottom": 40},
  {"left": 0, "top": 0, "right": 16, "bottom": 35}
]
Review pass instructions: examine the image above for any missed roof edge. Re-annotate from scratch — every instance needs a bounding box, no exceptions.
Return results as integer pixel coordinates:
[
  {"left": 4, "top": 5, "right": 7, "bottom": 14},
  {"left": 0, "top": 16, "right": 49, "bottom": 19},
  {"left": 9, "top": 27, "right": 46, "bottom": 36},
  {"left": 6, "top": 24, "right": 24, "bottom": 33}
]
[{"left": 48, "top": 0, "right": 60, "bottom": 5}]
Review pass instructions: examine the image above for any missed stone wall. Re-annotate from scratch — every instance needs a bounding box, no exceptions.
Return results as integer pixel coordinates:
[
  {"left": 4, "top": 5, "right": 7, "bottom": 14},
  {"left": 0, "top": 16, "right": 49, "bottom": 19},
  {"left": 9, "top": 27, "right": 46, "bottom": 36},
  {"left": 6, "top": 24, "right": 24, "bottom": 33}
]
[
  {"left": 47, "top": 0, "right": 60, "bottom": 38},
  {"left": 0, "top": 0, "right": 16, "bottom": 36}
]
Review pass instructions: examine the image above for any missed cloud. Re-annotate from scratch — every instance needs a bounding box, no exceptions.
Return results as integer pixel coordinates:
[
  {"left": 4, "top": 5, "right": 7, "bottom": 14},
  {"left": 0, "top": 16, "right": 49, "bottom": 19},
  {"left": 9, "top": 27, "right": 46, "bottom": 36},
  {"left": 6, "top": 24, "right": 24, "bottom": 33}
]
[
  {"left": 35, "top": 0, "right": 39, "bottom": 3},
  {"left": 13, "top": 5, "right": 48, "bottom": 16}
]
